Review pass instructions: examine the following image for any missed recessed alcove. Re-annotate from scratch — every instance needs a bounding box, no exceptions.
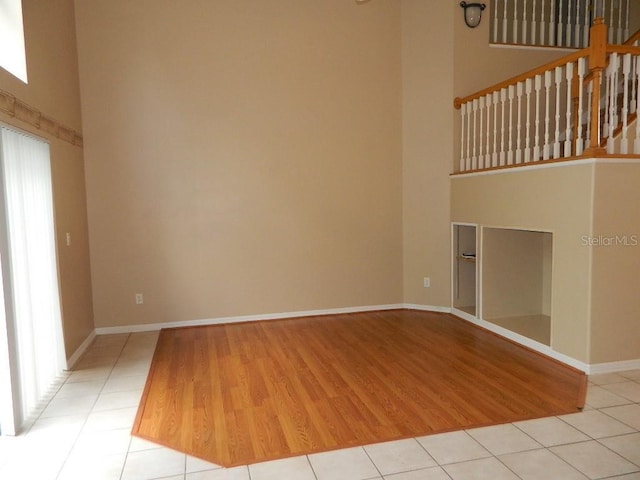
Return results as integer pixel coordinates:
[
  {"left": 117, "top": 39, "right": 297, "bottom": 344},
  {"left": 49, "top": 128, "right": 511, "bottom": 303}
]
[
  {"left": 482, "top": 227, "right": 552, "bottom": 346},
  {"left": 452, "top": 224, "right": 477, "bottom": 316}
]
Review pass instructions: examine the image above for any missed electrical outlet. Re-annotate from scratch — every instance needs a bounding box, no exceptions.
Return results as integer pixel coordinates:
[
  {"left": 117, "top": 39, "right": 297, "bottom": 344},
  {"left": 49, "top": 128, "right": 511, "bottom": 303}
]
[
  {"left": 423, "top": 277, "right": 431, "bottom": 288},
  {"left": 135, "top": 293, "right": 144, "bottom": 305}
]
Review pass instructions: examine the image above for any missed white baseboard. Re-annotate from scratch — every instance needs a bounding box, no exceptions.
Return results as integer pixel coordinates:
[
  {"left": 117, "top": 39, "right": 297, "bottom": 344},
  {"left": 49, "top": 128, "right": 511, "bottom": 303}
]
[
  {"left": 404, "top": 304, "right": 452, "bottom": 314},
  {"left": 94, "top": 303, "right": 412, "bottom": 335},
  {"left": 450, "top": 308, "right": 476, "bottom": 322},
  {"left": 451, "top": 310, "right": 640, "bottom": 375},
  {"left": 452, "top": 310, "right": 590, "bottom": 373},
  {"left": 65, "top": 329, "right": 96, "bottom": 370},
  {"left": 588, "top": 359, "right": 640, "bottom": 375}
]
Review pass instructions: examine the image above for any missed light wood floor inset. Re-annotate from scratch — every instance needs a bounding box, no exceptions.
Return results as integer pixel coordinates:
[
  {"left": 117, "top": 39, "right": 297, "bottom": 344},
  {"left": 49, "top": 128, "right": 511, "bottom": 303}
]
[{"left": 132, "top": 310, "right": 586, "bottom": 467}]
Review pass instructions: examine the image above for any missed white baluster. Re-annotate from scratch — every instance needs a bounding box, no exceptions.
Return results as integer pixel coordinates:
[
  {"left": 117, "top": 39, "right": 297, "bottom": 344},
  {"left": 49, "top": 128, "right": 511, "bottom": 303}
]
[
  {"left": 576, "top": 57, "right": 586, "bottom": 156},
  {"left": 609, "top": 0, "right": 615, "bottom": 44},
  {"left": 564, "top": 62, "right": 574, "bottom": 157},
  {"left": 632, "top": 56, "right": 638, "bottom": 115},
  {"left": 583, "top": 2, "right": 590, "bottom": 48},
  {"left": 534, "top": 75, "right": 542, "bottom": 161},
  {"left": 478, "top": 96, "right": 485, "bottom": 169},
  {"left": 566, "top": 1, "right": 573, "bottom": 48},
  {"left": 539, "top": 0, "right": 548, "bottom": 45},
  {"left": 516, "top": 82, "right": 523, "bottom": 163},
  {"left": 472, "top": 98, "right": 479, "bottom": 169},
  {"left": 557, "top": 0, "right": 565, "bottom": 47},
  {"left": 466, "top": 101, "right": 472, "bottom": 170},
  {"left": 522, "top": 0, "right": 529, "bottom": 44},
  {"left": 513, "top": 0, "right": 519, "bottom": 44},
  {"left": 586, "top": 80, "right": 593, "bottom": 149},
  {"left": 611, "top": 53, "right": 620, "bottom": 134},
  {"left": 503, "top": 0, "right": 509, "bottom": 43},
  {"left": 624, "top": 0, "right": 630, "bottom": 42},
  {"left": 549, "top": 0, "right": 556, "bottom": 46},
  {"left": 607, "top": 53, "right": 618, "bottom": 153},
  {"left": 603, "top": 55, "right": 612, "bottom": 138},
  {"left": 485, "top": 93, "right": 492, "bottom": 168},
  {"left": 574, "top": 2, "right": 581, "bottom": 48},
  {"left": 553, "top": 66, "right": 562, "bottom": 158},
  {"left": 543, "top": 70, "right": 552, "bottom": 160},
  {"left": 508, "top": 85, "right": 515, "bottom": 165},
  {"left": 617, "top": 0, "right": 623, "bottom": 44},
  {"left": 493, "top": 0, "right": 499, "bottom": 43},
  {"left": 635, "top": 56, "right": 640, "bottom": 153},
  {"left": 532, "top": 0, "right": 539, "bottom": 45},
  {"left": 525, "top": 78, "right": 532, "bottom": 162},
  {"left": 500, "top": 88, "right": 507, "bottom": 166},
  {"left": 492, "top": 91, "right": 499, "bottom": 167},
  {"left": 621, "top": 53, "right": 631, "bottom": 154},
  {"left": 462, "top": 103, "right": 469, "bottom": 171}
]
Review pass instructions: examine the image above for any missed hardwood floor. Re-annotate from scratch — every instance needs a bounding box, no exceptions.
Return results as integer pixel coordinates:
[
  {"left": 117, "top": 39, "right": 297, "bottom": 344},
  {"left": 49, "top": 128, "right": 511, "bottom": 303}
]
[{"left": 132, "top": 310, "right": 586, "bottom": 467}]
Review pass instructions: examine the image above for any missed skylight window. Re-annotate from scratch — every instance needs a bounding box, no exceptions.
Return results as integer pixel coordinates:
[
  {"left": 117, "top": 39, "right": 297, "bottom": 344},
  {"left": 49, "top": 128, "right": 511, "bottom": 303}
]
[{"left": 0, "top": 0, "right": 27, "bottom": 83}]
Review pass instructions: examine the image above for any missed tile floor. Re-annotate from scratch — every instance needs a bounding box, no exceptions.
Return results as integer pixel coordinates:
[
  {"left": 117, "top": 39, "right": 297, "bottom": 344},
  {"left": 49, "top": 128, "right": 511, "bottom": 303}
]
[{"left": 1, "top": 332, "right": 640, "bottom": 480}]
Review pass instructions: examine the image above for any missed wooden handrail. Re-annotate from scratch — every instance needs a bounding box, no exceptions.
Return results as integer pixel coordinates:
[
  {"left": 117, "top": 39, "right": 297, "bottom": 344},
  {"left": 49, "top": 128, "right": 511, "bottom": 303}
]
[
  {"left": 623, "top": 27, "right": 640, "bottom": 46},
  {"left": 454, "top": 50, "right": 586, "bottom": 109},
  {"left": 606, "top": 44, "right": 640, "bottom": 55},
  {"left": 455, "top": 27, "right": 640, "bottom": 110}
]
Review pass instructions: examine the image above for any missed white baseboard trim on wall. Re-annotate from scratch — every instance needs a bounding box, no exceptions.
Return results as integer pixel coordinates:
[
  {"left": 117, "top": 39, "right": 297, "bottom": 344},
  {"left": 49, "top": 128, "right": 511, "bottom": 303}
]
[
  {"left": 94, "top": 303, "right": 412, "bottom": 335},
  {"left": 65, "top": 329, "right": 96, "bottom": 370},
  {"left": 453, "top": 311, "right": 591, "bottom": 373},
  {"left": 588, "top": 359, "right": 640, "bottom": 375},
  {"left": 404, "top": 304, "right": 452, "bottom": 314}
]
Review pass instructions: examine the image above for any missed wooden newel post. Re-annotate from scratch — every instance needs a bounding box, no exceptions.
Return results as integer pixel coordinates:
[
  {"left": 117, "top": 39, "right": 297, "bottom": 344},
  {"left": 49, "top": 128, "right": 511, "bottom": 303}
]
[{"left": 584, "top": 17, "right": 607, "bottom": 155}]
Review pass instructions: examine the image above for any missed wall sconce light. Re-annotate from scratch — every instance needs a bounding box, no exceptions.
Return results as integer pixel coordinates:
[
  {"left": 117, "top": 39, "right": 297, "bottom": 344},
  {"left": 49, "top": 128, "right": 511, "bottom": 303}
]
[{"left": 460, "top": 2, "right": 486, "bottom": 28}]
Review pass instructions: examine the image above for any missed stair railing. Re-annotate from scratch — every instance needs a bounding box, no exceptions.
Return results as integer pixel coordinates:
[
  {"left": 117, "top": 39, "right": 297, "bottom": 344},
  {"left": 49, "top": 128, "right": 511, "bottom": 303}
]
[{"left": 454, "top": 18, "right": 640, "bottom": 173}]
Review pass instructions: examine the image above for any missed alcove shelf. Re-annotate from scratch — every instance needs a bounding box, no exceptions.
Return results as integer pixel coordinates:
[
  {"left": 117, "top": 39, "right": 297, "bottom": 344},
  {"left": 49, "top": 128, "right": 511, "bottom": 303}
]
[{"left": 452, "top": 224, "right": 477, "bottom": 317}]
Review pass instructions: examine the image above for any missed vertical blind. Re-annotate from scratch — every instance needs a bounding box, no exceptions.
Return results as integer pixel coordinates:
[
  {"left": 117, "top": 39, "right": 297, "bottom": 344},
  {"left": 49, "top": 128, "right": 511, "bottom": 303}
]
[{"left": 0, "top": 126, "right": 65, "bottom": 434}]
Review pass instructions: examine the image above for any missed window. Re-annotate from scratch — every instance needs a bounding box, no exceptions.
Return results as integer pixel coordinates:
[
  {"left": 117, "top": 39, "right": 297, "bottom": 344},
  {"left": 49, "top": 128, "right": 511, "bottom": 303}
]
[{"left": 0, "top": 0, "right": 28, "bottom": 83}]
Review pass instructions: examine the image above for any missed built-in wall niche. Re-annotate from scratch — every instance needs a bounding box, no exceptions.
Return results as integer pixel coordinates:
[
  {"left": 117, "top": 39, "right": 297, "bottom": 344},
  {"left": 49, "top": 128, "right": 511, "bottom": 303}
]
[
  {"left": 452, "top": 224, "right": 477, "bottom": 316},
  {"left": 482, "top": 227, "right": 552, "bottom": 346}
]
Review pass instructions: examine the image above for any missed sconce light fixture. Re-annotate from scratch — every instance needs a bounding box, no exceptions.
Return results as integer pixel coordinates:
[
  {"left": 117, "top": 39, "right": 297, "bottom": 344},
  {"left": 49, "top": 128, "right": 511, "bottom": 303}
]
[{"left": 460, "top": 2, "right": 486, "bottom": 28}]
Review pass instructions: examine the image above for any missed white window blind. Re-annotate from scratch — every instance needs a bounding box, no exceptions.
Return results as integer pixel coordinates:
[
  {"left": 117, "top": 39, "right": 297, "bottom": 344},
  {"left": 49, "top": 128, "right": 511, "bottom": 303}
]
[{"left": 0, "top": 126, "right": 65, "bottom": 434}]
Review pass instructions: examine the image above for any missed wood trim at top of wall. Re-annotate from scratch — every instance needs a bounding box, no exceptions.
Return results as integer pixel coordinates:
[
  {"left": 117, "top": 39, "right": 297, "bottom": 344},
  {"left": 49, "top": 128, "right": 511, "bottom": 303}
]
[{"left": 0, "top": 88, "right": 83, "bottom": 147}]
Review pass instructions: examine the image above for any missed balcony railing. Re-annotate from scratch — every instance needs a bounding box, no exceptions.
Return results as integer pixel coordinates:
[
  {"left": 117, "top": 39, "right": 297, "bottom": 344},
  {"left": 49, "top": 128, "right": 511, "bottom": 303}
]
[
  {"left": 454, "top": 18, "right": 640, "bottom": 173},
  {"left": 491, "top": 0, "right": 630, "bottom": 48}
]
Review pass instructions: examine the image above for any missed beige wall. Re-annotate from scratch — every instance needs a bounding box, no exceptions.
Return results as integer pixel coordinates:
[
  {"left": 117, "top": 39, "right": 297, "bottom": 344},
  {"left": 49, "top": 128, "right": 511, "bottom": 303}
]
[
  {"left": 0, "top": 0, "right": 93, "bottom": 358},
  {"left": 75, "top": 0, "right": 403, "bottom": 328},
  {"left": 451, "top": 164, "right": 595, "bottom": 363},
  {"left": 401, "top": 1, "right": 453, "bottom": 308},
  {"left": 590, "top": 163, "right": 640, "bottom": 363}
]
